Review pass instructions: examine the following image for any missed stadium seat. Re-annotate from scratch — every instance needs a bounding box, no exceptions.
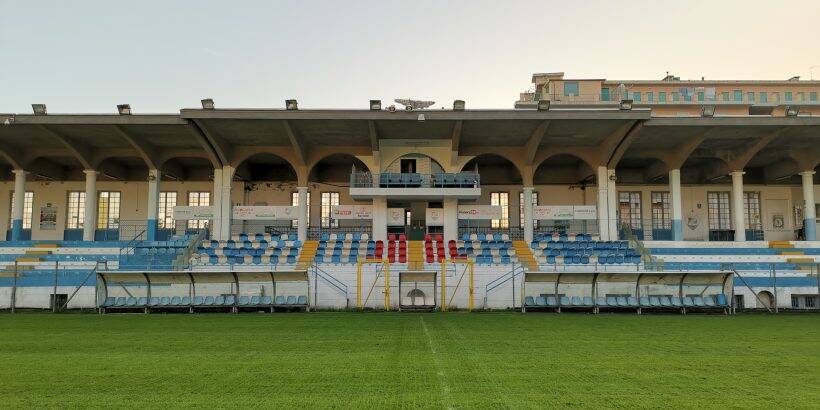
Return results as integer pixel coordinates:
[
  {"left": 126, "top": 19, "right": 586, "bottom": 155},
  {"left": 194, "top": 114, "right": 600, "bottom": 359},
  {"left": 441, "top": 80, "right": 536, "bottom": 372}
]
[
  {"left": 693, "top": 296, "right": 705, "bottom": 307},
  {"left": 159, "top": 296, "right": 171, "bottom": 306},
  {"left": 181, "top": 296, "right": 191, "bottom": 305},
  {"left": 286, "top": 296, "right": 297, "bottom": 304},
  {"left": 659, "top": 296, "right": 672, "bottom": 307},
  {"left": 649, "top": 296, "right": 661, "bottom": 307},
  {"left": 682, "top": 297, "right": 694, "bottom": 307},
  {"left": 560, "top": 296, "right": 570, "bottom": 306},
  {"left": 170, "top": 296, "right": 181, "bottom": 306},
  {"left": 616, "top": 296, "right": 628, "bottom": 307},
  {"left": 535, "top": 296, "right": 547, "bottom": 306},
  {"left": 214, "top": 296, "right": 225, "bottom": 306},
  {"left": 627, "top": 297, "right": 638, "bottom": 307},
  {"left": 524, "top": 296, "right": 534, "bottom": 306},
  {"left": 639, "top": 296, "right": 651, "bottom": 306},
  {"left": 239, "top": 296, "right": 250, "bottom": 306},
  {"left": 149, "top": 297, "right": 160, "bottom": 306},
  {"left": 204, "top": 296, "right": 215, "bottom": 306},
  {"left": 250, "top": 296, "right": 261, "bottom": 305},
  {"left": 595, "top": 297, "right": 606, "bottom": 306},
  {"left": 606, "top": 296, "right": 617, "bottom": 307},
  {"left": 261, "top": 296, "right": 273, "bottom": 305},
  {"left": 193, "top": 296, "right": 205, "bottom": 306},
  {"left": 670, "top": 297, "right": 682, "bottom": 307},
  {"left": 703, "top": 296, "right": 715, "bottom": 307},
  {"left": 297, "top": 296, "right": 308, "bottom": 305},
  {"left": 102, "top": 297, "right": 116, "bottom": 307},
  {"left": 275, "top": 295, "right": 286, "bottom": 305},
  {"left": 570, "top": 296, "right": 582, "bottom": 306},
  {"left": 545, "top": 296, "right": 557, "bottom": 307},
  {"left": 716, "top": 293, "right": 728, "bottom": 307}
]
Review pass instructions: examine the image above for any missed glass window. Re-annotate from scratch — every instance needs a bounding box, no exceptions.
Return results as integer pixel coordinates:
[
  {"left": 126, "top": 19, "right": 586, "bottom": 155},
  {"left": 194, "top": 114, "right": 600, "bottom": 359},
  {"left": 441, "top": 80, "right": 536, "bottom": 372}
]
[
  {"left": 791, "top": 295, "right": 800, "bottom": 309},
  {"left": 707, "top": 192, "right": 731, "bottom": 230},
  {"left": 683, "top": 93, "right": 692, "bottom": 102},
  {"left": 797, "top": 92, "right": 804, "bottom": 102},
  {"left": 632, "top": 92, "right": 641, "bottom": 102},
  {"left": 321, "top": 192, "right": 339, "bottom": 228},
  {"left": 9, "top": 191, "right": 34, "bottom": 229},
  {"left": 747, "top": 92, "right": 755, "bottom": 103},
  {"left": 744, "top": 192, "right": 762, "bottom": 230},
  {"left": 810, "top": 92, "right": 817, "bottom": 102},
  {"left": 721, "top": 91, "right": 730, "bottom": 101},
  {"left": 785, "top": 91, "right": 792, "bottom": 102},
  {"left": 291, "top": 191, "right": 310, "bottom": 228},
  {"left": 807, "top": 296, "right": 817, "bottom": 308},
  {"left": 697, "top": 91, "right": 704, "bottom": 102},
  {"left": 600, "top": 87, "right": 610, "bottom": 102},
  {"left": 405, "top": 210, "right": 412, "bottom": 226},
  {"left": 672, "top": 92, "right": 679, "bottom": 102},
  {"left": 563, "top": 82, "right": 579, "bottom": 96},
  {"left": 733, "top": 90, "right": 742, "bottom": 101},
  {"left": 187, "top": 192, "right": 210, "bottom": 229},
  {"left": 491, "top": 192, "right": 509, "bottom": 229},
  {"left": 158, "top": 192, "right": 177, "bottom": 229},
  {"left": 651, "top": 192, "right": 671, "bottom": 229},
  {"left": 646, "top": 92, "right": 654, "bottom": 102},
  {"left": 618, "top": 192, "right": 642, "bottom": 230},
  {"left": 66, "top": 191, "right": 86, "bottom": 229},
  {"left": 658, "top": 92, "right": 666, "bottom": 102},
  {"left": 760, "top": 92, "right": 768, "bottom": 103},
  {"left": 97, "top": 191, "right": 121, "bottom": 229},
  {"left": 519, "top": 191, "right": 538, "bottom": 229}
]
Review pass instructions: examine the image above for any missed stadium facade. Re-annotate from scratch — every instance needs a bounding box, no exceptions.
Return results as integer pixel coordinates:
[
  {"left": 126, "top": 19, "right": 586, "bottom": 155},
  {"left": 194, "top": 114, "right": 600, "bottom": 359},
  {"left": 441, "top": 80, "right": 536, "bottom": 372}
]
[{"left": 0, "top": 72, "right": 818, "bottom": 312}]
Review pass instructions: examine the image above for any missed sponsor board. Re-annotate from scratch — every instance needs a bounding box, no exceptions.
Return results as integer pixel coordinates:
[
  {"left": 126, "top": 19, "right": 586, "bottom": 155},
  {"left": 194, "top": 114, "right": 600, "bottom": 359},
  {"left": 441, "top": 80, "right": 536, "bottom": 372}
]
[
  {"left": 426, "top": 208, "right": 445, "bottom": 226},
  {"left": 532, "top": 205, "right": 597, "bottom": 220},
  {"left": 331, "top": 205, "right": 373, "bottom": 220},
  {"left": 457, "top": 205, "right": 502, "bottom": 220},
  {"left": 173, "top": 206, "right": 215, "bottom": 220},
  {"left": 232, "top": 206, "right": 297, "bottom": 220},
  {"left": 387, "top": 208, "right": 405, "bottom": 226}
]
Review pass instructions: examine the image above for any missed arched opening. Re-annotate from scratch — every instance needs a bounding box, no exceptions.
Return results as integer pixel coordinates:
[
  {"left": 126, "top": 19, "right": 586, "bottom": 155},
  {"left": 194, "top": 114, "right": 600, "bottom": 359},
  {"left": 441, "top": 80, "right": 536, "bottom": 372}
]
[
  {"left": 462, "top": 154, "right": 521, "bottom": 185},
  {"left": 406, "top": 288, "right": 427, "bottom": 306},
  {"left": 460, "top": 154, "right": 522, "bottom": 236},
  {"left": 308, "top": 154, "right": 371, "bottom": 237},
  {"left": 533, "top": 154, "right": 593, "bottom": 185},
  {"left": 232, "top": 153, "right": 299, "bottom": 237},
  {"left": 756, "top": 290, "right": 774, "bottom": 309}
]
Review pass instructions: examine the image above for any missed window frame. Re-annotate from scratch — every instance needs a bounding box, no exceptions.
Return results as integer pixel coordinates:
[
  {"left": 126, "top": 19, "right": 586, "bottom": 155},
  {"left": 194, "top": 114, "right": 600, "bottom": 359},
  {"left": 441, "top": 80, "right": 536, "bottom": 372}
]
[
  {"left": 9, "top": 191, "right": 35, "bottom": 229},
  {"left": 491, "top": 192, "right": 509, "bottom": 229},
  {"left": 158, "top": 191, "right": 177, "bottom": 229},
  {"left": 186, "top": 191, "right": 211, "bottom": 230},
  {"left": 321, "top": 192, "right": 339, "bottom": 228},
  {"left": 707, "top": 191, "right": 731, "bottom": 230},
  {"left": 66, "top": 191, "right": 86, "bottom": 229},
  {"left": 96, "top": 191, "right": 121, "bottom": 230}
]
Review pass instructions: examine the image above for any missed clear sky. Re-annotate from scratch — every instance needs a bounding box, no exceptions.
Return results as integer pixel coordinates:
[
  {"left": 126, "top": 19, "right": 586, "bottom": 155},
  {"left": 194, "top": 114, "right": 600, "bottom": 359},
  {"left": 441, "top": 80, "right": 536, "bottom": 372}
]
[{"left": 1, "top": 0, "right": 818, "bottom": 113}]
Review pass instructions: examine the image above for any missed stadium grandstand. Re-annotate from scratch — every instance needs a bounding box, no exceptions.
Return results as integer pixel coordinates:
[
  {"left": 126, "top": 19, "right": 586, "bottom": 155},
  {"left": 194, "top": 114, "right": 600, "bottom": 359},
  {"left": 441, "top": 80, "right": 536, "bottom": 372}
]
[{"left": 1, "top": 72, "right": 819, "bottom": 313}]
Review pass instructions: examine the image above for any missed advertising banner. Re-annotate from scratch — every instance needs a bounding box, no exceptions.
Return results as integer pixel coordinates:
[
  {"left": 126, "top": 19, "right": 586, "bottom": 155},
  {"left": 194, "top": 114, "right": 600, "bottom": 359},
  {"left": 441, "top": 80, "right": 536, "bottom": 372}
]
[
  {"left": 387, "top": 208, "right": 405, "bottom": 226},
  {"left": 426, "top": 208, "right": 445, "bottom": 226},
  {"left": 232, "top": 206, "right": 297, "bottom": 220},
  {"left": 173, "top": 206, "right": 214, "bottom": 220},
  {"left": 457, "top": 205, "right": 502, "bottom": 220},
  {"left": 331, "top": 205, "right": 372, "bottom": 220},
  {"left": 39, "top": 204, "right": 57, "bottom": 230},
  {"left": 572, "top": 205, "right": 597, "bottom": 220},
  {"left": 532, "top": 205, "right": 574, "bottom": 220}
]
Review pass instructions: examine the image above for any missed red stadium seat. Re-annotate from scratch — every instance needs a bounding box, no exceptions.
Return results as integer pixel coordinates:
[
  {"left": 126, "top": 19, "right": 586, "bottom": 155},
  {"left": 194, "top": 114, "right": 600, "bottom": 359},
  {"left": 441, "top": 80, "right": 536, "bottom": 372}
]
[
  {"left": 434, "top": 234, "right": 443, "bottom": 243},
  {"left": 388, "top": 234, "right": 396, "bottom": 242},
  {"left": 426, "top": 255, "right": 434, "bottom": 263},
  {"left": 399, "top": 255, "right": 406, "bottom": 263},
  {"left": 424, "top": 234, "right": 432, "bottom": 242},
  {"left": 388, "top": 255, "right": 395, "bottom": 263},
  {"left": 399, "top": 234, "right": 406, "bottom": 241}
]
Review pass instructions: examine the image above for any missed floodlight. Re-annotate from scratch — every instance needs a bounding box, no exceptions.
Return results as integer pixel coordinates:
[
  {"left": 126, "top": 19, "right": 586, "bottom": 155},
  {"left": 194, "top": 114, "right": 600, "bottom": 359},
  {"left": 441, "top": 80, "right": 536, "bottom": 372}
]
[
  {"left": 453, "top": 100, "right": 465, "bottom": 111},
  {"left": 417, "top": 113, "right": 426, "bottom": 121},
  {"left": 370, "top": 100, "right": 381, "bottom": 110},
  {"left": 388, "top": 105, "right": 397, "bottom": 113},
  {"left": 285, "top": 99, "right": 298, "bottom": 110},
  {"left": 537, "top": 99, "right": 550, "bottom": 111},
  {"left": 32, "top": 104, "right": 47, "bottom": 115},
  {"left": 201, "top": 98, "right": 215, "bottom": 109},
  {"left": 117, "top": 104, "right": 132, "bottom": 115},
  {"left": 619, "top": 99, "right": 633, "bottom": 110},
  {"left": 700, "top": 105, "right": 716, "bottom": 117}
]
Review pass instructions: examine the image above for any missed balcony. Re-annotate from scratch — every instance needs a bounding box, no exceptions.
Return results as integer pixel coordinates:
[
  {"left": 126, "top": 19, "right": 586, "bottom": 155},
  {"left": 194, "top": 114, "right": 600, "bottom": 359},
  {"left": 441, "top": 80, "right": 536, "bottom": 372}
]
[
  {"left": 517, "top": 92, "right": 819, "bottom": 107},
  {"left": 349, "top": 172, "right": 481, "bottom": 200}
]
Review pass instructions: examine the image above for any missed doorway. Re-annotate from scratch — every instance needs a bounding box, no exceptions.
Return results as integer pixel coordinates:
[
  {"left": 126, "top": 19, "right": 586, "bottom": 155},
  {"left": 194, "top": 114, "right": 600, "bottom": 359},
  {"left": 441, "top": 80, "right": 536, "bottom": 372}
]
[{"left": 401, "top": 159, "right": 417, "bottom": 174}]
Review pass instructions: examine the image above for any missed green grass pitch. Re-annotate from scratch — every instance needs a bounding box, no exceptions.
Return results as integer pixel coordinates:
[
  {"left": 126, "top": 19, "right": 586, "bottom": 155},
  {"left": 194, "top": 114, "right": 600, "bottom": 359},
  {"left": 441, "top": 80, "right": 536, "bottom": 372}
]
[{"left": 1, "top": 313, "right": 818, "bottom": 408}]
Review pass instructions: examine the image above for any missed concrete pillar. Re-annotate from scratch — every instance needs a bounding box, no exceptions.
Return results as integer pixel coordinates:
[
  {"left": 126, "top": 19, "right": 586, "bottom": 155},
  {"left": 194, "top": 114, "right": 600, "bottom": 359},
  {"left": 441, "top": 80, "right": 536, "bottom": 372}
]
[
  {"left": 83, "top": 170, "right": 98, "bottom": 241},
  {"left": 10, "top": 170, "right": 27, "bottom": 241},
  {"left": 217, "top": 166, "right": 234, "bottom": 241},
  {"left": 607, "top": 169, "right": 618, "bottom": 240},
  {"left": 211, "top": 168, "right": 223, "bottom": 240},
  {"left": 297, "top": 186, "right": 308, "bottom": 241},
  {"left": 596, "top": 166, "right": 609, "bottom": 240},
  {"left": 731, "top": 170, "right": 746, "bottom": 242},
  {"left": 801, "top": 171, "right": 816, "bottom": 241},
  {"left": 372, "top": 197, "right": 387, "bottom": 242},
  {"left": 522, "top": 187, "right": 534, "bottom": 243},
  {"left": 669, "top": 169, "right": 683, "bottom": 241},
  {"left": 146, "top": 169, "right": 160, "bottom": 241},
  {"left": 443, "top": 198, "right": 458, "bottom": 244}
]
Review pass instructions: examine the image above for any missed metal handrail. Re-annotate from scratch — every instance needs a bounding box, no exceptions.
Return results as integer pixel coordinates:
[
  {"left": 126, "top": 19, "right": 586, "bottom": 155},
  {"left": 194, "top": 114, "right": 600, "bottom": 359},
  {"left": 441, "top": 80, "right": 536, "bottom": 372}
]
[
  {"left": 485, "top": 263, "right": 524, "bottom": 295},
  {"left": 312, "top": 263, "right": 348, "bottom": 296},
  {"left": 174, "top": 230, "right": 207, "bottom": 270},
  {"left": 350, "top": 172, "right": 480, "bottom": 189},
  {"left": 620, "top": 223, "right": 663, "bottom": 271}
]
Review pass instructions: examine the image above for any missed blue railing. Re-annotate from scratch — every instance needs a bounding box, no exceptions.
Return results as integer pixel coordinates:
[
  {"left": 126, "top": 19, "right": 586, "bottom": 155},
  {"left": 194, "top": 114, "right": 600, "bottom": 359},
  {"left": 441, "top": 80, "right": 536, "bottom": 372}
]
[{"left": 350, "top": 172, "right": 480, "bottom": 189}]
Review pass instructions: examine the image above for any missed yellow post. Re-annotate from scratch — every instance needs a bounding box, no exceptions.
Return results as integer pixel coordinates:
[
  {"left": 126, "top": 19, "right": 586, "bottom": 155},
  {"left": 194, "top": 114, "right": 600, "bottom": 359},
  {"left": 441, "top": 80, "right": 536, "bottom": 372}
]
[
  {"left": 356, "top": 260, "right": 362, "bottom": 309},
  {"left": 383, "top": 261, "right": 390, "bottom": 311},
  {"left": 468, "top": 261, "right": 474, "bottom": 312},
  {"left": 440, "top": 261, "right": 447, "bottom": 311}
]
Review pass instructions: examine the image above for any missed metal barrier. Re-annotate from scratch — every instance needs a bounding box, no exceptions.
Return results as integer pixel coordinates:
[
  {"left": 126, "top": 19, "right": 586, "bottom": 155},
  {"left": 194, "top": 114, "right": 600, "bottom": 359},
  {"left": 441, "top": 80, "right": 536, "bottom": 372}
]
[{"left": 350, "top": 172, "right": 480, "bottom": 189}]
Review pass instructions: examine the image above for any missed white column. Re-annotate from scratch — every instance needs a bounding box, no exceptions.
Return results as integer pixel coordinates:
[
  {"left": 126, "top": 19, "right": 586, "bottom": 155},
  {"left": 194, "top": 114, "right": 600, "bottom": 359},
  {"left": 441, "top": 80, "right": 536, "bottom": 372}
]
[
  {"left": 297, "top": 186, "right": 308, "bottom": 241},
  {"left": 82, "top": 170, "right": 98, "bottom": 241},
  {"left": 218, "top": 166, "right": 234, "bottom": 241},
  {"left": 211, "top": 168, "right": 223, "bottom": 240},
  {"left": 372, "top": 197, "right": 387, "bottom": 242},
  {"left": 607, "top": 168, "right": 618, "bottom": 240},
  {"left": 731, "top": 170, "right": 746, "bottom": 242},
  {"left": 443, "top": 198, "right": 458, "bottom": 244},
  {"left": 801, "top": 171, "right": 816, "bottom": 241},
  {"left": 146, "top": 169, "right": 160, "bottom": 241},
  {"left": 522, "top": 187, "right": 534, "bottom": 243},
  {"left": 669, "top": 169, "right": 683, "bottom": 241},
  {"left": 596, "top": 166, "right": 609, "bottom": 240},
  {"left": 10, "top": 170, "right": 27, "bottom": 241}
]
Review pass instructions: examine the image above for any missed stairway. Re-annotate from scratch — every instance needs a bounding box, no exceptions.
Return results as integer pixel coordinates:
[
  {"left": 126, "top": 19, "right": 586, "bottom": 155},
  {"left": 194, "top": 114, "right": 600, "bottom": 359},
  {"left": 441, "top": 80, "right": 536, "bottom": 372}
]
[
  {"left": 407, "top": 240, "right": 424, "bottom": 270},
  {"left": 296, "top": 240, "right": 318, "bottom": 270},
  {"left": 769, "top": 241, "right": 816, "bottom": 270},
  {"left": 512, "top": 240, "right": 538, "bottom": 271},
  {"left": 768, "top": 240, "right": 793, "bottom": 249}
]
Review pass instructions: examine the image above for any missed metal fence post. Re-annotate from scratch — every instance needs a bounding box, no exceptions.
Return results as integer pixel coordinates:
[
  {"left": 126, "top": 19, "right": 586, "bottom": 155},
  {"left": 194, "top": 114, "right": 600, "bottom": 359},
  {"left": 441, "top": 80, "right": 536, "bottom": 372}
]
[{"left": 52, "top": 261, "right": 59, "bottom": 313}]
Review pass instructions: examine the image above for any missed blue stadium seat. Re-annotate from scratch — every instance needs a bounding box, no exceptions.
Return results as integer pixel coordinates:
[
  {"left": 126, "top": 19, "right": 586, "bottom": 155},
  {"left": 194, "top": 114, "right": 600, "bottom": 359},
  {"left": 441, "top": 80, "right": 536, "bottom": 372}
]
[
  {"left": 606, "top": 296, "right": 618, "bottom": 306},
  {"left": 297, "top": 296, "right": 308, "bottom": 305},
  {"left": 659, "top": 296, "right": 672, "bottom": 307},
  {"left": 159, "top": 296, "right": 170, "bottom": 306},
  {"left": 559, "top": 296, "right": 570, "bottom": 306},
  {"left": 524, "top": 296, "right": 534, "bottom": 306},
  {"left": 627, "top": 297, "right": 638, "bottom": 307},
  {"left": 639, "top": 296, "right": 651, "bottom": 306},
  {"left": 224, "top": 295, "right": 236, "bottom": 305},
  {"left": 545, "top": 296, "right": 557, "bottom": 307},
  {"left": 286, "top": 296, "right": 297, "bottom": 304},
  {"left": 250, "top": 296, "right": 261, "bottom": 305},
  {"left": 261, "top": 296, "right": 273, "bottom": 305},
  {"left": 238, "top": 296, "right": 250, "bottom": 306},
  {"left": 102, "top": 297, "right": 116, "bottom": 307},
  {"left": 275, "top": 295, "right": 286, "bottom": 305},
  {"left": 595, "top": 297, "right": 606, "bottom": 306},
  {"left": 149, "top": 297, "right": 160, "bottom": 306},
  {"left": 682, "top": 297, "right": 694, "bottom": 307},
  {"left": 181, "top": 296, "right": 191, "bottom": 305},
  {"left": 570, "top": 296, "right": 582, "bottom": 306},
  {"left": 670, "top": 297, "right": 682, "bottom": 307},
  {"left": 214, "top": 296, "right": 225, "bottom": 306},
  {"left": 170, "top": 296, "right": 181, "bottom": 306},
  {"left": 703, "top": 296, "right": 715, "bottom": 307},
  {"left": 535, "top": 296, "right": 547, "bottom": 306},
  {"left": 616, "top": 296, "right": 628, "bottom": 307},
  {"left": 649, "top": 296, "right": 661, "bottom": 307},
  {"left": 693, "top": 296, "right": 705, "bottom": 307},
  {"left": 193, "top": 296, "right": 205, "bottom": 306},
  {"left": 716, "top": 293, "right": 728, "bottom": 307}
]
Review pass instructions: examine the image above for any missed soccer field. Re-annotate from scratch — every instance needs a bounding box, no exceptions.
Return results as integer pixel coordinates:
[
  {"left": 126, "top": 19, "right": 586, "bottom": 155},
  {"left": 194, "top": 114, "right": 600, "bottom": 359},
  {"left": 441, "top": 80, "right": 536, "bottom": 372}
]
[{"left": 1, "top": 313, "right": 818, "bottom": 408}]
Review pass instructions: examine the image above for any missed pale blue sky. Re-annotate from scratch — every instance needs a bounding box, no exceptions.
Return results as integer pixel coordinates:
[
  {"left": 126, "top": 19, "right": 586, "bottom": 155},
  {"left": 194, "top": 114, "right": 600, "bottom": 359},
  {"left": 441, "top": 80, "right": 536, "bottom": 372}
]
[{"left": 1, "top": 0, "right": 818, "bottom": 113}]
